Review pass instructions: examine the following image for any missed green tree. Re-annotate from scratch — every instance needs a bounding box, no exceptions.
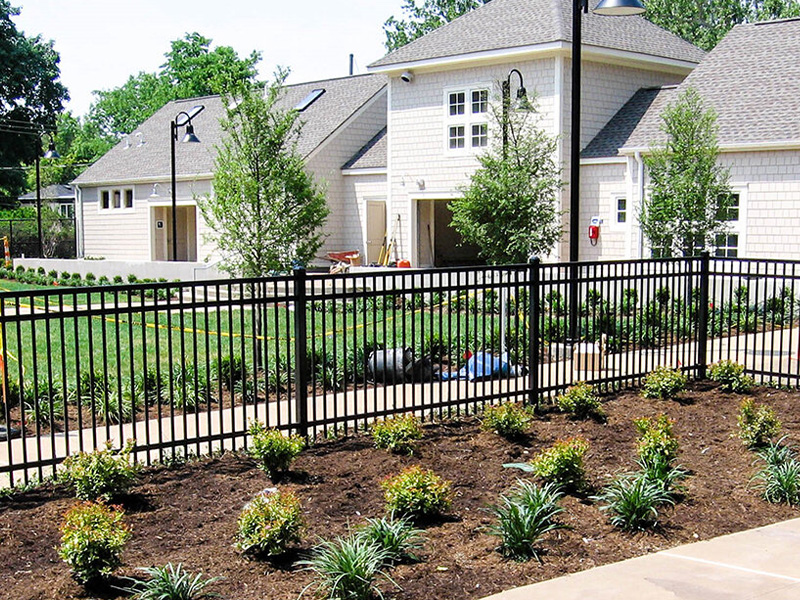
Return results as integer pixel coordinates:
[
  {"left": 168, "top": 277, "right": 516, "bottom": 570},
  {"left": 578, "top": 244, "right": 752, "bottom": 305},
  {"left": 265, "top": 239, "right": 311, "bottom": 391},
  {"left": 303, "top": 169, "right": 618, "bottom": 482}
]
[
  {"left": 383, "top": 0, "right": 490, "bottom": 51},
  {"left": 639, "top": 87, "right": 733, "bottom": 257},
  {"left": 199, "top": 73, "right": 329, "bottom": 277},
  {"left": 644, "top": 0, "right": 800, "bottom": 51},
  {"left": 449, "top": 98, "right": 562, "bottom": 264},
  {"left": 88, "top": 32, "right": 260, "bottom": 138},
  {"left": 32, "top": 112, "right": 115, "bottom": 189},
  {"left": 0, "top": 1, "right": 68, "bottom": 199}
]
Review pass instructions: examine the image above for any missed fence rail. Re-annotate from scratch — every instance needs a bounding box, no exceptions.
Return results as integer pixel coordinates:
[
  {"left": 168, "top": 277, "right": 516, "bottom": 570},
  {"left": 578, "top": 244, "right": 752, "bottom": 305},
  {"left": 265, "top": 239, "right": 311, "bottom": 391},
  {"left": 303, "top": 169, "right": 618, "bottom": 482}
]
[{"left": 2, "top": 254, "right": 800, "bottom": 486}]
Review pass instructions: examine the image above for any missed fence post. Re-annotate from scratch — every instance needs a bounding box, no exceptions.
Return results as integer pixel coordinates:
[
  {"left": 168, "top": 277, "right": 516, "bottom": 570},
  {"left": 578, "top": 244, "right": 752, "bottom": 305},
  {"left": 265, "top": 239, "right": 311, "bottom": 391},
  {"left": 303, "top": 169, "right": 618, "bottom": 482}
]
[
  {"left": 528, "top": 257, "right": 540, "bottom": 409},
  {"left": 697, "top": 251, "right": 710, "bottom": 379},
  {"left": 293, "top": 267, "right": 309, "bottom": 437}
]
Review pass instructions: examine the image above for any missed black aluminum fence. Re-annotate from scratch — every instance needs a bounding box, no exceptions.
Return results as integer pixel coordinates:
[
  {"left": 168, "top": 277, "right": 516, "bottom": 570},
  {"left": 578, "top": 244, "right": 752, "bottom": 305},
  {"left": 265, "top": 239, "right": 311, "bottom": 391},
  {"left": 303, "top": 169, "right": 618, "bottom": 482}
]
[
  {"left": 1, "top": 255, "right": 799, "bottom": 486},
  {"left": 0, "top": 217, "right": 77, "bottom": 258}
]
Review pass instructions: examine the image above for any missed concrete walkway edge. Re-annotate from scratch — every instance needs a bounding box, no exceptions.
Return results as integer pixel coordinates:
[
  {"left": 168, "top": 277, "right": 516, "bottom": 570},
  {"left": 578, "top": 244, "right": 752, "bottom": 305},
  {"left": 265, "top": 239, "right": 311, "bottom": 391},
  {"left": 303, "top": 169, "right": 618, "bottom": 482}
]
[{"left": 480, "top": 518, "right": 800, "bottom": 600}]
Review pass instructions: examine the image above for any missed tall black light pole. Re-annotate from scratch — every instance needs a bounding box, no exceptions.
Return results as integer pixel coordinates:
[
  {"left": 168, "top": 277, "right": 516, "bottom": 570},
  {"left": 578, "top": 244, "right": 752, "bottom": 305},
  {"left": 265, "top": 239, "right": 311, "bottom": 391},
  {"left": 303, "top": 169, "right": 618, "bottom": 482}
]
[
  {"left": 35, "top": 137, "right": 59, "bottom": 258},
  {"left": 169, "top": 105, "right": 204, "bottom": 261},
  {"left": 568, "top": 0, "right": 645, "bottom": 341},
  {"left": 501, "top": 68, "right": 534, "bottom": 159}
]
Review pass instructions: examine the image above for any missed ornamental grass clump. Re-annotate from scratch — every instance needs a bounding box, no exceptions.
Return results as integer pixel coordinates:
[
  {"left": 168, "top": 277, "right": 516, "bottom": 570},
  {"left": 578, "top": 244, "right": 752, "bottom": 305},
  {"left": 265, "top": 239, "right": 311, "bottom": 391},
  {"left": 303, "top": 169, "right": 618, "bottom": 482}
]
[
  {"left": 382, "top": 466, "right": 452, "bottom": 521},
  {"left": 556, "top": 382, "right": 603, "bottom": 420},
  {"left": 709, "top": 360, "right": 754, "bottom": 393},
  {"left": 235, "top": 489, "right": 304, "bottom": 556},
  {"left": 480, "top": 402, "right": 533, "bottom": 440},
  {"left": 738, "top": 398, "right": 781, "bottom": 448},
  {"left": 59, "top": 501, "right": 131, "bottom": 585},
  {"left": 356, "top": 514, "right": 425, "bottom": 565},
  {"left": 59, "top": 440, "right": 139, "bottom": 501},
  {"left": 594, "top": 473, "right": 675, "bottom": 531},
  {"left": 530, "top": 437, "right": 589, "bottom": 492},
  {"left": 371, "top": 414, "right": 423, "bottom": 455},
  {"left": 485, "top": 480, "right": 565, "bottom": 561},
  {"left": 299, "top": 534, "right": 393, "bottom": 600},
  {"left": 642, "top": 366, "right": 687, "bottom": 400},
  {"left": 247, "top": 420, "right": 305, "bottom": 479},
  {"left": 753, "top": 438, "right": 800, "bottom": 505},
  {"left": 124, "top": 563, "right": 223, "bottom": 600}
]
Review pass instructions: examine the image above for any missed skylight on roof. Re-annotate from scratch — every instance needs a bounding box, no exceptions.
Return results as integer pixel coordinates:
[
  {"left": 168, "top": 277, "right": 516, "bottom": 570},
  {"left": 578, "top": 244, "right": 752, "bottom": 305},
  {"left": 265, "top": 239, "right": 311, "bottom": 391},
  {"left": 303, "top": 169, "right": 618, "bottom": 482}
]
[{"left": 295, "top": 88, "right": 325, "bottom": 111}]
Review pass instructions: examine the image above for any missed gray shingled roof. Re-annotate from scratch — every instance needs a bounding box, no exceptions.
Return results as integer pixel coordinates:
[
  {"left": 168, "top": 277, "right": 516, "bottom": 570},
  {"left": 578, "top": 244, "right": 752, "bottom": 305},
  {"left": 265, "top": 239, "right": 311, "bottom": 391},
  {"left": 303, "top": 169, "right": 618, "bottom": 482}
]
[
  {"left": 588, "top": 18, "right": 800, "bottom": 157},
  {"left": 342, "top": 127, "right": 387, "bottom": 170},
  {"left": 370, "top": 0, "right": 704, "bottom": 69},
  {"left": 582, "top": 85, "right": 677, "bottom": 158},
  {"left": 19, "top": 183, "right": 75, "bottom": 200},
  {"left": 73, "top": 74, "right": 387, "bottom": 185}
]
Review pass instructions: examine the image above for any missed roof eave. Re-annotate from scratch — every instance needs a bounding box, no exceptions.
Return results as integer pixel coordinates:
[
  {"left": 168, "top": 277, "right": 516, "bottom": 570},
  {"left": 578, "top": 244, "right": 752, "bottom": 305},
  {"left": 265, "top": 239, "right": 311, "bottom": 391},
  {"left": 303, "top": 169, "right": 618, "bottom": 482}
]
[
  {"left": 72, "top": 173, "right": 214, "bottom": 187},
  {"left": 620, "top": 140, "right": 800, "bottom": 156},
  {"left": 342, "top": 167, "right": 387, "bottom": 176},
  {"left": 368, "top": 41, "right": 699, "bottom": 75}
]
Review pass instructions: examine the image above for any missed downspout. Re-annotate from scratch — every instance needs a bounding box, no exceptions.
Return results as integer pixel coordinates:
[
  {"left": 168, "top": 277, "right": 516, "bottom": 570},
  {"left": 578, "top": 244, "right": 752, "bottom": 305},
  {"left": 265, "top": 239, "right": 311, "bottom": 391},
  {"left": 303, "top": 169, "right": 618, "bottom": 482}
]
[
  {"left": 635, "top": 151, "right": 645, "bottom": 257},
  {"left": 74, "top": 184, "right": 84, "bottom": 258}
]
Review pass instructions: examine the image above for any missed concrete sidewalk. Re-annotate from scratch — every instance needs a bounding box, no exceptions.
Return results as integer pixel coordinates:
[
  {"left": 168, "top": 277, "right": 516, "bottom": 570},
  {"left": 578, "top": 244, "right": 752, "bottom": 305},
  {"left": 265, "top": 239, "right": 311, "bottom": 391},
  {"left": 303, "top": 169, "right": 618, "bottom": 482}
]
[{"left": 481, "top": 518, "right": 800, "bottom": 600}]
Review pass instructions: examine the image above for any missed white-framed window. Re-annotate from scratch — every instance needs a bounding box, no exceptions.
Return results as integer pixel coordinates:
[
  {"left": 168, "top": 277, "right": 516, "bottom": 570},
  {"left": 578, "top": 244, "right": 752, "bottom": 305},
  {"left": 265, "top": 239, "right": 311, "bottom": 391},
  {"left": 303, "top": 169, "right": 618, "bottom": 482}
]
[
  {"left": 448, "top": 126, "right": 465, "bottom": 149},
  {"left": 471, "top": 123, "right": 488, "bottom": 148},
  {"left": 714, "top": 192, "right": 741, "bottom": 258},
  {"left": 59, "top": 203, "right": 74, "bottom": 219},
  {"left": 99, "top": 187, "right": 134, "bottom": 211},
  {"left": 615, "top": 197, "right": 627, "bottom": 224},
  {"left": 445, "top": 85, "right": 489, "bottom": 153}
]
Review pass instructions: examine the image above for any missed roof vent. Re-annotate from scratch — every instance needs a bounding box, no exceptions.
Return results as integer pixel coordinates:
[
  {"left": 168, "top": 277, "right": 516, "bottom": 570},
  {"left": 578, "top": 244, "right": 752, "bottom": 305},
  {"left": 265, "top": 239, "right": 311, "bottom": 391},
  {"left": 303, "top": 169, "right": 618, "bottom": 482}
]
[{"left": 295, "top": 88, "right": 325, "bottom": 111}]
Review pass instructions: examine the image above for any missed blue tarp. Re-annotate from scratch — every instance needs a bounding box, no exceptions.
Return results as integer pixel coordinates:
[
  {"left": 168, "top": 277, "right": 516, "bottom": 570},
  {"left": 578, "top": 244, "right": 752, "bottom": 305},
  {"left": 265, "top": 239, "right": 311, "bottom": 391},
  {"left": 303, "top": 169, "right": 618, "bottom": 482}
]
[{"left": 440, "top": 351, "right": 512, "bottom": 381}]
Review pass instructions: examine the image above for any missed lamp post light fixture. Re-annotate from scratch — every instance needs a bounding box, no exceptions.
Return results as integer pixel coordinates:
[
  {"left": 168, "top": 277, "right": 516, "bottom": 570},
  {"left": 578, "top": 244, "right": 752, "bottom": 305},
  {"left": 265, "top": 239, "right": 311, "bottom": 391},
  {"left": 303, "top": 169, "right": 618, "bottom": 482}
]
[
  {"left": 35, "top": 137, "right": 60, "bottom": 258},
  {"left": 567, "top": 0, "right": 645, "bottom": 341},
  {"left": 169, "top": 105, "right": 204, "bottom": 261},
  {"left": 501, "top": 68, "right": 534, "bottom": 158}
]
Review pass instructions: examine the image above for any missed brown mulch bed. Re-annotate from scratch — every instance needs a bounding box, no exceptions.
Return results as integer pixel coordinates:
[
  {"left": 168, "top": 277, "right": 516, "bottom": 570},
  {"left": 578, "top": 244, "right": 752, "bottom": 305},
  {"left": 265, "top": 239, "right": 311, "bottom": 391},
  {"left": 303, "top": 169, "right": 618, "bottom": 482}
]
[{"left": 1, "top": 381, "right": 799, "bottom": 600}]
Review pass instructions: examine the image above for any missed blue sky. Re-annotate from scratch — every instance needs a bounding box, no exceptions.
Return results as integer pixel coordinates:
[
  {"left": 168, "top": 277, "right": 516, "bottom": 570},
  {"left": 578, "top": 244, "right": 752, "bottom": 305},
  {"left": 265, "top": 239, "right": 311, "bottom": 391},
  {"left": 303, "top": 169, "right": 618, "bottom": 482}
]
[{"left": 14, "top": 0, "right": 403, "bottom": 117}]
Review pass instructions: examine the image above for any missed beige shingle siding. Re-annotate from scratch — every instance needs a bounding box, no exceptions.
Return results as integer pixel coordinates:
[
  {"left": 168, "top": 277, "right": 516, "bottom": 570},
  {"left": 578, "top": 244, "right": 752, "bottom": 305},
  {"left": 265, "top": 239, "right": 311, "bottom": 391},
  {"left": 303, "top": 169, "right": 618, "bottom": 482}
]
[
  {"left": 370, "top": 0, "right": 704, "bottom": 69},
  {"left": 305, "top": 90, "right": 388, "bottom": 257},
  {"left": 387, "top": 59, "right": 557, "bottom": 263}
]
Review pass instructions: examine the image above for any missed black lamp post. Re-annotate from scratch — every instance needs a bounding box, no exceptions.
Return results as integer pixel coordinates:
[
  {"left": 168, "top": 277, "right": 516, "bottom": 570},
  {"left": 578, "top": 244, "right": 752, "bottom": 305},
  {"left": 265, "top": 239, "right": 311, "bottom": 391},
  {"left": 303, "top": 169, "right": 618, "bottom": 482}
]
[
  {"left": 35, "top": 137, "right": 60, "bottom": 258},
  {"left": 169, "top": 105, "right": 204, "bottom": 261},
  {"left": 501, "top": 68, "right": 534, "bottom": 158},
  {"left": 568, "top": 0, "right": 645, "bottom": 341}
]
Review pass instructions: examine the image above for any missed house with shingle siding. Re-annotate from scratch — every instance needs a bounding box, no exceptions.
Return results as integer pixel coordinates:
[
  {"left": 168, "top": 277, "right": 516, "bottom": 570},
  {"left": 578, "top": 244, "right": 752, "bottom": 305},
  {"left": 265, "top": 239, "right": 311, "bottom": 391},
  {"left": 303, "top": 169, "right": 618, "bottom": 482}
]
[
  {"left": 73, "top": 0, "right": 800, "bottom": 272},
  {"left": 72, "top": 74, "right": 387, "bottom": 267},
  {"left": 580, "top": 17, "right": 800, "bottom": 261},
  {"left": 366, "top": 0, "right": 703, "bottom": 265}
]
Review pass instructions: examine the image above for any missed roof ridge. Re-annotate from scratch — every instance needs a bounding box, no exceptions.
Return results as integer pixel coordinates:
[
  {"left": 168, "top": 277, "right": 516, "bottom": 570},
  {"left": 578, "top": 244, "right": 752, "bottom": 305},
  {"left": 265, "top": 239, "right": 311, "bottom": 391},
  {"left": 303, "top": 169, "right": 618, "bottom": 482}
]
[{"left": 753, "top": 16, "right": 800, "bottom": 26}]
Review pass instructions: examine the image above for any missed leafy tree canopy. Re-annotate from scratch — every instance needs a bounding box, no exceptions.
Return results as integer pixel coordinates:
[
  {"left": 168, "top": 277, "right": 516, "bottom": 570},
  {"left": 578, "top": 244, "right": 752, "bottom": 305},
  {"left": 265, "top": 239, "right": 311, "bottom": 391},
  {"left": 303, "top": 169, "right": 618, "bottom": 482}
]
[
  {"left": 0, "top": 0, "right": 68, "bottom": 198},
  {"left": 449, "top": 96, "right": 562, "bottom": 264},
  {"left": 644, "top": 0, "right": 800, "bottom": 50},
  {"left": 639, "top": 87, "right": 733, "bottom": 257},
  {"left": 199, "top": 72, "right": 329, "bottom": 277},
  {"left": 383, "top": 0, "right": 490, "bottom": 51},
  {"left": 88, "top": 32, "right": 261, "bottom": 138}
]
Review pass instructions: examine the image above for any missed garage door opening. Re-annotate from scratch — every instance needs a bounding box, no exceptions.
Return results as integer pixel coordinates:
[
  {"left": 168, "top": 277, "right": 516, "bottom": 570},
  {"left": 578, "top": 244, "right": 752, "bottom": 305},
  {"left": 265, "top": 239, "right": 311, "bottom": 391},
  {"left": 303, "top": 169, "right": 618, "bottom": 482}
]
[{"left": 417, "top": 199, "right": 482, "bottom": 267}]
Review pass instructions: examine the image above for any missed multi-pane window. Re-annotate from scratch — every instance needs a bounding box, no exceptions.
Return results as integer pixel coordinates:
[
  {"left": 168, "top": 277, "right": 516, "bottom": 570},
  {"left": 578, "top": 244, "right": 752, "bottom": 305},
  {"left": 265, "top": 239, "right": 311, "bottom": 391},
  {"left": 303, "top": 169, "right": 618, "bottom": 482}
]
[
  {"left": 471, "top": 124, "right": 488, "bottom": 147},
  {"left": 446, "top": 87, "right": 489, "bottom": 152},
  {"left": 715, "top": 233, "right": 739, "bottom": 257},
  {"left": 616, "top": 197, "right": 627, "bottom": 223},
  {"left": 449, "top": 92, "right": 465, "bottom": 116},
  {"left": 99, "top": 187, "right": 134, "bottom": 211},
  {"left": 449, "top": 126, "right": 465, "bottom": 149},
  {"left": 471, "top": 90, "right": 488, "bottom": 114},
  {"left": 715, "top": 193, "right": 741, "bottom": 256}
]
